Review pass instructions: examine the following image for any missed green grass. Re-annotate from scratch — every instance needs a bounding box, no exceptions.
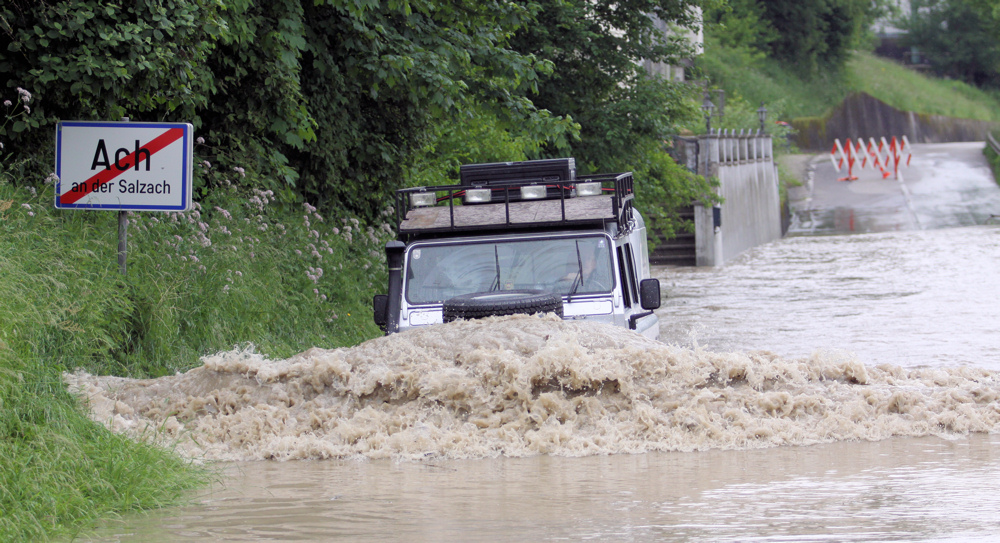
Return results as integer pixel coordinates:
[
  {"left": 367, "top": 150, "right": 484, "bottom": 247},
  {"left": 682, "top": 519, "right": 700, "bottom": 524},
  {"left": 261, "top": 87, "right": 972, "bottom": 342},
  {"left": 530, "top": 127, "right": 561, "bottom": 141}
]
[
  {"left": 983, "top": 138, "right": 1000, "bottom": 188},
  {"left": 845, "top": 53, "right": 1000, "bottom": 122},
  {"left": 0, "top": 160, "right": 391, "bottom": 540},
  {"left": 0, "top": 367, "right": 208, "bottom": 541},
  {"left": 696, "top": 39, "right": 1000, "bottom": 123}
]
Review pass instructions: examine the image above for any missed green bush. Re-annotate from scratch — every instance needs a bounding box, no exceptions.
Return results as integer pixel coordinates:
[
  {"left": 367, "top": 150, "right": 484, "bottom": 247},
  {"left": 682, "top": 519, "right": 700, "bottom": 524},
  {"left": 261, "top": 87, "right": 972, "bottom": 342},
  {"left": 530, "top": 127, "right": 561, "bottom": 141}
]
[
  {"left": 983, "top": 138, "right": 1000, "bottom": 188},
  {"left": 0, "top": 0, "right": 575, "bottom": 220}
]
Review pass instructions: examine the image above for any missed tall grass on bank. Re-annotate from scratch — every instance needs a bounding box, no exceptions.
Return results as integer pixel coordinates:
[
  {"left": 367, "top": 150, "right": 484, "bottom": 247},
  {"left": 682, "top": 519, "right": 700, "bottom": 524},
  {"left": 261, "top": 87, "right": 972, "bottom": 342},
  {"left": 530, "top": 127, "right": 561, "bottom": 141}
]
[
  {"left": 983, "top": 137, "right": 1000, "bottom": 188},
  {"left": 3, "top": 168, "right": 392, "bottom": 374},
  {"left": 1, "top": 158, "right": 393, "bottom": 539},
  {"left": 0, "top": 371, "right": 207, "bottom": 541},
  {"left": 845, "top": 53, "right": 1000, "bottom": 123},
  {"left": 696, "top": 40, "right": 1000, "bottom": 123},
  {"left": 694, "top": 38, "right": 851, "bottom": 122}
]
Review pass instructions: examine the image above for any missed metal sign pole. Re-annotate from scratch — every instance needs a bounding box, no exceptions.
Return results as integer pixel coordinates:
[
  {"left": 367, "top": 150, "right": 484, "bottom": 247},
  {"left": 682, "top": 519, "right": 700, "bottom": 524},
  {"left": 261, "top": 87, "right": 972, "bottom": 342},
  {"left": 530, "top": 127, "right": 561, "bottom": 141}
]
[
  {"left": 118, "top": 209, "right": 127, "bottom": 276},
  {"left": 118, "top": 116, "right": 129, "bottom": 276}
]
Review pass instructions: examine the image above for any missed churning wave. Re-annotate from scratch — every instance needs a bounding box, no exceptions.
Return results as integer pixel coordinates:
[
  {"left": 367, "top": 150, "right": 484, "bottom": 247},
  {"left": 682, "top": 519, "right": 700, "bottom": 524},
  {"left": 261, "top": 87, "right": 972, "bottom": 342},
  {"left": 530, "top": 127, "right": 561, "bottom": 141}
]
[{"left": 65, "top": 314, "right": 1000, "bottom": 461}]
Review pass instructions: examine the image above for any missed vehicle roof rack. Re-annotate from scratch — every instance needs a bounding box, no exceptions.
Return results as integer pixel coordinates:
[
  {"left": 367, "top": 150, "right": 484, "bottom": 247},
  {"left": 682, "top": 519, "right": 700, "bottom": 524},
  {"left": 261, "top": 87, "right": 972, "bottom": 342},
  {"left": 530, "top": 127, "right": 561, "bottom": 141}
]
[{"left": 394, "top": 169, "right": 635, "bottom": 241}]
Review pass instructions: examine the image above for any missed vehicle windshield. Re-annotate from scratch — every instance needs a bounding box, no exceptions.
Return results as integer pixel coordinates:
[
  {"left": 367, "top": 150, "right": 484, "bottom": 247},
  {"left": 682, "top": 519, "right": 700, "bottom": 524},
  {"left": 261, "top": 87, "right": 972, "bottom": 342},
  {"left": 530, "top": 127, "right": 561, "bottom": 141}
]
[{"left": 405, "top": 235, "right": 614, "bottom": 304}]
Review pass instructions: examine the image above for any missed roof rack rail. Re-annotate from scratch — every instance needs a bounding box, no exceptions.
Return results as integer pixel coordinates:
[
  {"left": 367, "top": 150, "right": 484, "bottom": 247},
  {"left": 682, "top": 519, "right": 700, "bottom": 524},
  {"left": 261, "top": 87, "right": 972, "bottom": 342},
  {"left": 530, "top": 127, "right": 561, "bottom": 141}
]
[{"left": 394, "top": 170, "right": 634, "bottom": 241}]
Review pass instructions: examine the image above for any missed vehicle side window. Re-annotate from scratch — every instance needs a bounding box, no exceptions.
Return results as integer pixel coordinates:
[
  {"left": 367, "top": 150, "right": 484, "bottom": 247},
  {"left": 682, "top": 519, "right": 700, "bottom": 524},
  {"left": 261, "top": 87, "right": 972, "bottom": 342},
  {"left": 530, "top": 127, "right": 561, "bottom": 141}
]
[
  {"left": 624, "top": 243, "right": 640, "bottom": 303},
  {"left": 617, "top": 245, "right": 631, "bottom": 308}
]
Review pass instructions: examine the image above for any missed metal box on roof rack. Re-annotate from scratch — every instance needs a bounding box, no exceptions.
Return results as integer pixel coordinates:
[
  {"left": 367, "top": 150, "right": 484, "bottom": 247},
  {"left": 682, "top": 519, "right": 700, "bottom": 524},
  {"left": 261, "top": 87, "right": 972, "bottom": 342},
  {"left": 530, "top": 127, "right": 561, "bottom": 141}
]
[{"left": 459, "top": 158, "right": 576, "bottom": 186}]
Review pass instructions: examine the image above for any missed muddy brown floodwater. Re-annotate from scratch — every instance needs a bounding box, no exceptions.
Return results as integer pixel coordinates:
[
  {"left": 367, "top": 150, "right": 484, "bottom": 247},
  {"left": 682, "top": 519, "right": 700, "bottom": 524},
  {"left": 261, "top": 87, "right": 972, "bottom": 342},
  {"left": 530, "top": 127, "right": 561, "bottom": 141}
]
[{"left": 75, "top": 223, "right": 1000, "bottom": 541}]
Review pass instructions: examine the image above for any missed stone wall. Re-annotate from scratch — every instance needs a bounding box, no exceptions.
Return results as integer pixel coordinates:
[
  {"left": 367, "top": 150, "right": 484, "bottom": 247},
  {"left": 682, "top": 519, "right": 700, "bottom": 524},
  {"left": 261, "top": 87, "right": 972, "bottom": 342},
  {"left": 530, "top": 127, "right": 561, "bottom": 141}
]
[
  {"left": 792, "top": 92, "right": 998, "bottom": 151},
  {"left": 691, "top": 132, "right": 782, "bottom": 266}
]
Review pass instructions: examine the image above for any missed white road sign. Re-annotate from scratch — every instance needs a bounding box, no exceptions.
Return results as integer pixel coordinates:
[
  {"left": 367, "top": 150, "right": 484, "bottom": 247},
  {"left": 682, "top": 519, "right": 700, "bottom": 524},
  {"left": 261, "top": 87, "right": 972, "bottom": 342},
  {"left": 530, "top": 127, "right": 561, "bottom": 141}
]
[{"left": 55, "top": 121, "right": 193, "bottom": 211}]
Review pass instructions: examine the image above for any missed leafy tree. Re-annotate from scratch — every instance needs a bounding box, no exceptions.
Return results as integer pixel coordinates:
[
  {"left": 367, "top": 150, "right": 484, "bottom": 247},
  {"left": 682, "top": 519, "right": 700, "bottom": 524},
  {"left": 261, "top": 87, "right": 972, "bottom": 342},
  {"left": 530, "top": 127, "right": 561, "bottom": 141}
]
[
  {"left": 0, "top": 0, "right": 574, "bottom": 219},
  {"left": 2, "top": 0, "right": 719, "bottom": 230},
  {"left": 284, "top": 0, "right": 575, "bottom": 212},
  {"left": 711, "top": 0, "right": 885, "bottom": 71},
  {"left": 0, "top": 0, "right": 228, "bottom": 148},
  {"left": 703, "top": 0, "right": 776, "bottom": 55},
  {"left": 507, "top": 0, "right": 718, "bottom": 238},
  {"left": 902, "top": 0, "right": 1000, "bottom": 88}
]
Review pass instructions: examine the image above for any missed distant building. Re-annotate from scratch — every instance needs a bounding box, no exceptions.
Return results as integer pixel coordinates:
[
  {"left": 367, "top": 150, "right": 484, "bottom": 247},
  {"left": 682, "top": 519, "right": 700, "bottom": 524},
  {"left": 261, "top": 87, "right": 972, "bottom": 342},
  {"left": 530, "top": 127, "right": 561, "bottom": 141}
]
[
  {"left": 642, "top": 9, "right": 703, "bottom": 82},
  {"left": 873, "top": 0, "right": 923, "bottom": 65}
]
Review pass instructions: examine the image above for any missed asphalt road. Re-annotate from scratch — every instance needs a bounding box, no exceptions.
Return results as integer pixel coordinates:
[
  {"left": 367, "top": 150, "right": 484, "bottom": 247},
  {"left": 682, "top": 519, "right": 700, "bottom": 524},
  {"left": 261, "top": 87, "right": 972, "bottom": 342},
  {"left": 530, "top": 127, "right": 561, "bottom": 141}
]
[{"left": 787, "top": 141, "right": 1000, "bottom": 235}]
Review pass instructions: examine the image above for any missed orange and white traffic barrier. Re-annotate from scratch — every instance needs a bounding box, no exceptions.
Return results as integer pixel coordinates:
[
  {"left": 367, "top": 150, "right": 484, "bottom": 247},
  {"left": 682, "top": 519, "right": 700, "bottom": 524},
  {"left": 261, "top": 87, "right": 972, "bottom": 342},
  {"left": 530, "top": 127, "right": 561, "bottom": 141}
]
[
  {"left": 886, "top": 136, "right": 912, "bottom": 179},
  {"left": 831, "top": 136, "right": 911, "bottom": 181},
  {"left": 830, "top": 138, "right": 863, "bottom": 181}
]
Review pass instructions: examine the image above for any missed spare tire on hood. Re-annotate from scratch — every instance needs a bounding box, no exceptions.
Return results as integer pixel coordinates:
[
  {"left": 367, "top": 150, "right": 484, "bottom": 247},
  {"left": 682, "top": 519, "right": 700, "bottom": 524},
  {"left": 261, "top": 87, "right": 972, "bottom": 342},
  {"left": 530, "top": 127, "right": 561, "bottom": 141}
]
[{"left": 442, "top": 289, "right": 563, "bottom": 322}]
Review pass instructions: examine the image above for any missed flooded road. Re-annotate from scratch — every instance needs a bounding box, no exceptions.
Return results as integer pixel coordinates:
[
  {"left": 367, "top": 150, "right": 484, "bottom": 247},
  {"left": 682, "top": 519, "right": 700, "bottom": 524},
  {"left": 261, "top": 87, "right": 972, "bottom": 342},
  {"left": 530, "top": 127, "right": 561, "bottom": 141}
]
[
  {"left": 85, "top": 434, "right": 1000, "bottom": 542},
  {"left": 791, "top": 142, "right": 1000, "bottom": 234},
  {"left": 659, "top": 226, "right": 1000, "bottom": 369},
  {"left": 79, "top": 143, "right": 1000, "bottom": 542}
]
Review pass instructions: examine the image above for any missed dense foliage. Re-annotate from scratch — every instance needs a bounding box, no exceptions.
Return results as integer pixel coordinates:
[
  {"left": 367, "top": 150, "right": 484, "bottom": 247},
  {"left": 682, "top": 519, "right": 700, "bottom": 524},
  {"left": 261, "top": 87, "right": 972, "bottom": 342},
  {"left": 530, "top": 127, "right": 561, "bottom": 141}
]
[
  {"left": 705, "top": 0, "right": 885, "bottom": 71},
  {"left": 0, "top": 0, "right": 575, "bottom": 218},
  {"left": 507, "top": 0, "right": 718, "bottom": 237},
  {"left": 902, "top": 0, "right": 1000, "bottom": 88},
  {"left": 1, "top": 0, "right": 713, "bottom": 227}
]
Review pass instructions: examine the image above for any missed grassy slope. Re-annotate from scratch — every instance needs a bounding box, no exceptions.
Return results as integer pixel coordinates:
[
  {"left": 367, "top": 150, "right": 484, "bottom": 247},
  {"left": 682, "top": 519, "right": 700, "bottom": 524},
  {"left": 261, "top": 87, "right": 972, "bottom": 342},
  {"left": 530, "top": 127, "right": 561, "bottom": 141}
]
[
  {"left": 696, "top": 41, "right": 1000, "bottom": 124},
  {"left": 983, "top": 140, "right": 1000, "bottom": 187},
  {"left": 0, "top": 165, "right": 392, "bottom": 540}
]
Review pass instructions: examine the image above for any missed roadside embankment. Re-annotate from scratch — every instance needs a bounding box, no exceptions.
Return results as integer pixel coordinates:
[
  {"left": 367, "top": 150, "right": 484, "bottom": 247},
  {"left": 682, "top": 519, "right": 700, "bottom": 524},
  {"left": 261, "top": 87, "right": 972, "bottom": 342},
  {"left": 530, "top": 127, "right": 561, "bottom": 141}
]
[
  {"left": 0, "top": 173, "right": 391, "bottom": 540},
  {"left": 983, "top": 134, "right": 1000, "bottom": 189},
  {"left": 792, "top": 92, "right": 999, "bottom": 151}
]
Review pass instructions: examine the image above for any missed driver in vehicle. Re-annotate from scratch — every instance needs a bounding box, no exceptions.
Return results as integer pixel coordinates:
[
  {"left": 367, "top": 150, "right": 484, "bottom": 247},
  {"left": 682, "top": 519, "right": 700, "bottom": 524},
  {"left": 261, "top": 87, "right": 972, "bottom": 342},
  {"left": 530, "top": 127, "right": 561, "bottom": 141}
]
[{"left": 560, "top": 242, "right": 611, "bottom": 293}]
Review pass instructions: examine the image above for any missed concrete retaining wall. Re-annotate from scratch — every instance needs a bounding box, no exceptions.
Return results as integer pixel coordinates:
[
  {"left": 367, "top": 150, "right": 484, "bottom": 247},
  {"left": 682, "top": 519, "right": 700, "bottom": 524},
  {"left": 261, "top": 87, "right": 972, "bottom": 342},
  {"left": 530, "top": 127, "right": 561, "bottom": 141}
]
[
  {"left": 793, "top": 92, "right": 999, "bottom": 151},
  {"left": 692, "top": 132, "right": 782, "bottom": 266}
]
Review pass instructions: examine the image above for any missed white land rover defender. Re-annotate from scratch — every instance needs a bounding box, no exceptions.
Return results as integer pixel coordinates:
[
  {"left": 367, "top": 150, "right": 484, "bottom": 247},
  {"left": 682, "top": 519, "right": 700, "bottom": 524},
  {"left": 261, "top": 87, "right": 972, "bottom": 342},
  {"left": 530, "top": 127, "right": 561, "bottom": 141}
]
[{"left": 372, "top": 158, "right": 661, "bottom": 340}]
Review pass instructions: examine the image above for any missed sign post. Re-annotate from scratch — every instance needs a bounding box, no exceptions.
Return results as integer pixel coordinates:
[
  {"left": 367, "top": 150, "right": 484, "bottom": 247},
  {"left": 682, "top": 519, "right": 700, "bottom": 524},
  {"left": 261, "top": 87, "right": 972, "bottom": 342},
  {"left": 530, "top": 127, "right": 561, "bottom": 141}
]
[{"left": 55, "top": 120, "right": 194, "bottom": 275}]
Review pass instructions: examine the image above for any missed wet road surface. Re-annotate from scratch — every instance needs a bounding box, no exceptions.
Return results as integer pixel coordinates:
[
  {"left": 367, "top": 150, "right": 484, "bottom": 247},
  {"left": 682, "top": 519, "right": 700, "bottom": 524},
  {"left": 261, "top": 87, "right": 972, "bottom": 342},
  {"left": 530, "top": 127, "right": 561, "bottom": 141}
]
[{"left": 789, "top": 142, "right": 1000, "bottom": 235}]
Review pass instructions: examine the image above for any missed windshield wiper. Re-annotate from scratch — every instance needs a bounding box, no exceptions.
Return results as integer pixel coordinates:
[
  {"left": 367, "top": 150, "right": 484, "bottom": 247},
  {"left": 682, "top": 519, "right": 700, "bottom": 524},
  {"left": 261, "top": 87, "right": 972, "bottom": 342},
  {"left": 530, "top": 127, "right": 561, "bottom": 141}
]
[
  {"left": 567, "top": 240, "right": 583, "bottom": 300},
  {"left": 490, "top": 245, "right": 501, "bottom": 291}
]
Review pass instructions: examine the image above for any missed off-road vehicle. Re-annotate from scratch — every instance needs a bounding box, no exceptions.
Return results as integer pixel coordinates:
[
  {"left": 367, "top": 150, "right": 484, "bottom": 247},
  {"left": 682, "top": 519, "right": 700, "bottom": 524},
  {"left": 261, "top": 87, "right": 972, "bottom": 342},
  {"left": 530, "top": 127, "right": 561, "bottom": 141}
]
[{"left": 372, "top": 158, "right": 661, "bottom": 339}]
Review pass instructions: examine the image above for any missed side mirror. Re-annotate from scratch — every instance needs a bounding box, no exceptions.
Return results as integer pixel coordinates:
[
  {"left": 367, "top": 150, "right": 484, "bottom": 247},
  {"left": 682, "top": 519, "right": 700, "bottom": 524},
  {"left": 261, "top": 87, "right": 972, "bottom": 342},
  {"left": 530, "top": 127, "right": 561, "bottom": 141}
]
[
  {"left": 372, "top": 294, "right": 388, "bottom": 328},
  {"left": 638, "top": 279, "right": 660, "bottom": 310}
]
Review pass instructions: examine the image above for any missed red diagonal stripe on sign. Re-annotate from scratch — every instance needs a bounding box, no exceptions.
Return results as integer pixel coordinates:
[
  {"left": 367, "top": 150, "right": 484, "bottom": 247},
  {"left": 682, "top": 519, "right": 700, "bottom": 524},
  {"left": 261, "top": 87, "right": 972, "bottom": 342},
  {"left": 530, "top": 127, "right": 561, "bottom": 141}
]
[{"left": 59, "top": 127, "right": 185, "bottom": 205}]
